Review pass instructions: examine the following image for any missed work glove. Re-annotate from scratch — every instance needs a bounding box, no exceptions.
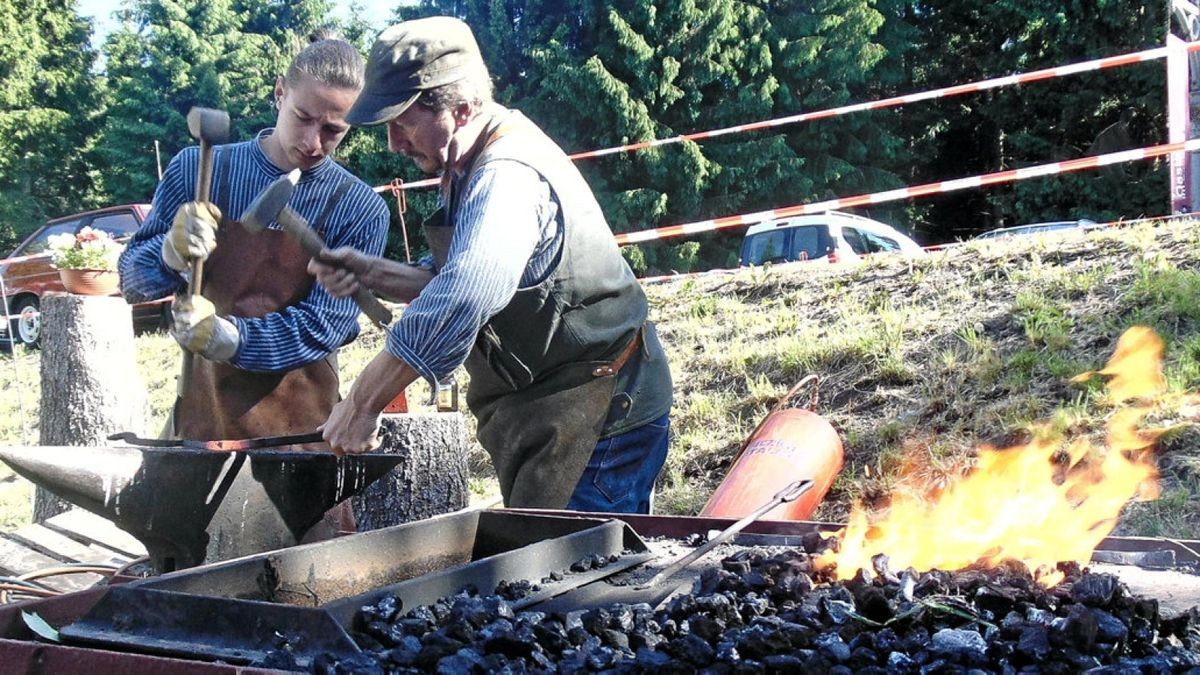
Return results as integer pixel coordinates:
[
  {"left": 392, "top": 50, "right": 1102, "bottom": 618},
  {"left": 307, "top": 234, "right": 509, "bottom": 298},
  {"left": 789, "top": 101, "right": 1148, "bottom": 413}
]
[
  {"left": 162, "top": 202, "right": 221, "bottom": 273},
  {"left": 171, "top": 295, "right": 240, "bottom": 362}
]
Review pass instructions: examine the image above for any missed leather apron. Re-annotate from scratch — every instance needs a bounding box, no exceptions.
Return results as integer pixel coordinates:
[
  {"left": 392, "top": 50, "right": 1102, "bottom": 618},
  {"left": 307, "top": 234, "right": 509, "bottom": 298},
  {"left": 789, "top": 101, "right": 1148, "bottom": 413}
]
[
  {"left": 174, "top": 150, "right": 348, "bottom": 442},
  {"left": 423, "top": 115, "right": 639, "bottom": 509}
]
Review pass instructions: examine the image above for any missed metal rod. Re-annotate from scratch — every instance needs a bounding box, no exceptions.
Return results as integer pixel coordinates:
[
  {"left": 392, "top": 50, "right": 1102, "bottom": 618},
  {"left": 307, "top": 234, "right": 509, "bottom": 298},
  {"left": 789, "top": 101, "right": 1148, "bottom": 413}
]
[{"left": 638, "top": 479, "right": 813, "bottom": 589}]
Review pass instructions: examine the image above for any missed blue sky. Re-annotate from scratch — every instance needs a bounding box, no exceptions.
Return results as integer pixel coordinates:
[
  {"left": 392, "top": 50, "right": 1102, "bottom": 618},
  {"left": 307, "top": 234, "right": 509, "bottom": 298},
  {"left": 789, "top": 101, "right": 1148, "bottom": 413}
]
[{"left": 75, "top": 0, "right": 402, "bottom": 49}]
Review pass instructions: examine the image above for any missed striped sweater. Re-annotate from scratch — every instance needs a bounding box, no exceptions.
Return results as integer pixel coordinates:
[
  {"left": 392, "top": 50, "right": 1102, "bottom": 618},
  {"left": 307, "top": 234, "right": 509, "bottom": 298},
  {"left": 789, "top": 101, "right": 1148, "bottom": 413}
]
[{"left": 119, "top": 134, "right": 389, "bottom": 373}]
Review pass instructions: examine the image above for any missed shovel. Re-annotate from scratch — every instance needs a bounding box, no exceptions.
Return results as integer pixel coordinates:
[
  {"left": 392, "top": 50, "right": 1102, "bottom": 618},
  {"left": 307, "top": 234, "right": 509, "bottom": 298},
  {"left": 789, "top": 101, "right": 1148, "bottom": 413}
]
[{"left": 532, "top": 479, "right": 813, "bottom": 612}]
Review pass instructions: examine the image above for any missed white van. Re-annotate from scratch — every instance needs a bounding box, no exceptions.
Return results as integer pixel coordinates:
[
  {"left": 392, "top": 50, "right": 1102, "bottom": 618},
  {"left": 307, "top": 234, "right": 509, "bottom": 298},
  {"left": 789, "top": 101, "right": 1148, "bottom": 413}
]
[{"left": 739, "top": 211, "right": 925, "bottom": 267}]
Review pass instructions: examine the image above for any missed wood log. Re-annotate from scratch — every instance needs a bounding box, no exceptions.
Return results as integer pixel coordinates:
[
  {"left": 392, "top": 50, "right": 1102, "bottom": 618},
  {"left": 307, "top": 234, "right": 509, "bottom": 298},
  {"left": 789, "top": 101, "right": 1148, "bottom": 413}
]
[
  {"left": 352, "top": 412, "right": 469, "bottom": 530},
  {"left": 35, "top": 295, "right": 146, "bottom": 522}
]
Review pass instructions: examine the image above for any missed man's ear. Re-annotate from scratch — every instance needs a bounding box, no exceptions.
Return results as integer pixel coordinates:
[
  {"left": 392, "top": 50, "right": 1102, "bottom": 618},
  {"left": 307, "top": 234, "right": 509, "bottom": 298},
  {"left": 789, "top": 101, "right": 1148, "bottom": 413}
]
[
  {"left": 453, "top": 102, "right": 474, "bottom": 128},
  {"left": 274, "top": 77, "right": 286, "bottom": 103}
]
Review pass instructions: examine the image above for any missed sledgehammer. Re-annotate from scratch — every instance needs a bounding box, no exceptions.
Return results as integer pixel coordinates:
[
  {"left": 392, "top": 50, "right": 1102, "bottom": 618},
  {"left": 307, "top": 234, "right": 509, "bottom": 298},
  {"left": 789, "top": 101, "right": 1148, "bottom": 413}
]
[{"left": 241, "top": 170, "right": 393, "bottom": 329}]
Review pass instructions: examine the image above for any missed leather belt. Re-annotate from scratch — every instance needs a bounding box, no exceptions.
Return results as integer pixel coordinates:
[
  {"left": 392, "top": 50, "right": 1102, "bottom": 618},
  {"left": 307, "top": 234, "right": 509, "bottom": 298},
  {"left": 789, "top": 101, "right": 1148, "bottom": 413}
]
[
  {"left": 108, "top": 431, "right": 326, "bottom": 451},
  {"left": 591, "top": 328, "right": 643, "bottom": 378}
]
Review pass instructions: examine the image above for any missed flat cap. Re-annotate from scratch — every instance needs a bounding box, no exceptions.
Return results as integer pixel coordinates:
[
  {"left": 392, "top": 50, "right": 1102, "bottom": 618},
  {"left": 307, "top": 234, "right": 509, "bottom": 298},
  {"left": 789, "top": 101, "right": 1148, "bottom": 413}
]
[{"left": 347, "top": 16, "right": 484, "bottom": 126}]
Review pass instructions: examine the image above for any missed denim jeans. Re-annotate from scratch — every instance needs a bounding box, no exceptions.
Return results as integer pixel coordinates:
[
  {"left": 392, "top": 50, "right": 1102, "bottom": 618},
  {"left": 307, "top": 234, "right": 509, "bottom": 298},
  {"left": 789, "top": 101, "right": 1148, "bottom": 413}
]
[{"left": 566, "top": 412, "right": 670, "bottom": 514}]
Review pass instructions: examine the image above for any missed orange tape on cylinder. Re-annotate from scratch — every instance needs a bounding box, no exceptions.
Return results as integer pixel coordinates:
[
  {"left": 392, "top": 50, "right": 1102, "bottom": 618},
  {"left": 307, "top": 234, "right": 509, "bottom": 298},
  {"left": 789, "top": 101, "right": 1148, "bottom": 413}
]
[{"left": 700, "top": 407, "right": 843, "bottom": 520}]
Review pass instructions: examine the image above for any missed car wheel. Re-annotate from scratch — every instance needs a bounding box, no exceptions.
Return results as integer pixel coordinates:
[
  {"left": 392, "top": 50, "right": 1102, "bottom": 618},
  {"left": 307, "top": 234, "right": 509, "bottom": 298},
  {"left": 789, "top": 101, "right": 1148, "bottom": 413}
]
[{"left": 9, "top": 296, "right": 40, "bottom": 349}]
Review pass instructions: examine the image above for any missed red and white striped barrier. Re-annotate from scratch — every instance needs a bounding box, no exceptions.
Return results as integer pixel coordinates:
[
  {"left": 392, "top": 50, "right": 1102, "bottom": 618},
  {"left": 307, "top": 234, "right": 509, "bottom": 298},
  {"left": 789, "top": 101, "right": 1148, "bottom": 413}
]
[
  {"left": 373, "top": 42, "right": 1200, "bottom": 195},
  {"left": 614, "top": 138, "right": 1200, "bottom": 245}
]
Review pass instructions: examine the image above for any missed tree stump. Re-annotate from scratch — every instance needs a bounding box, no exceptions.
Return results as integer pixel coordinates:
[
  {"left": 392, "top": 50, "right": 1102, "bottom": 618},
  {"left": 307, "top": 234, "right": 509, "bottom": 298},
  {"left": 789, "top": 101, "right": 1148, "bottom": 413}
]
[
  {"left": 36, "top": 295, "right": 147, "bottom": 522},
  {"left": 352, "top": 412, "right": 469, "bottom": 530}
]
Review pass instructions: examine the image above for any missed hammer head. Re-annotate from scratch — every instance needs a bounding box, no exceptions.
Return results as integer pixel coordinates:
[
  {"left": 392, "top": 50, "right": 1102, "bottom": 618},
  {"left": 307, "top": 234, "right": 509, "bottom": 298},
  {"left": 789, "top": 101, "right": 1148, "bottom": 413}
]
[
  {"left": 240, "top": 169, "right": 301, "bottom": 233},
  {"left": 186, "top": 107, "right": 231, "bottom": 145}
]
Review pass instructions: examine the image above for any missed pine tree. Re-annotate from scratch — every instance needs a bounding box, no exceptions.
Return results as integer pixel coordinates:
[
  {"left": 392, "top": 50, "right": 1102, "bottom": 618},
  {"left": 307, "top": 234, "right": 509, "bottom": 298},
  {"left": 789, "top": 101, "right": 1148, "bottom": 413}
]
[
  {"left": 94, "top": 0, "right": 330, "bottom": 203},
  {"left": 0, "top": 0, "right": 104, "bottom": 252}
]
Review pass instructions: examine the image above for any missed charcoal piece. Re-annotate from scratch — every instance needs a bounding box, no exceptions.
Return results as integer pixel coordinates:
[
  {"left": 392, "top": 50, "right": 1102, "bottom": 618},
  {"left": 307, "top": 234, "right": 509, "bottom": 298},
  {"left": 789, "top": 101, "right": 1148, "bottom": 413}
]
[
  {"left": 566, "top": 626, "right": 590, "bottom": 647},
  {"left": 531, "top": 619, "right": 570, "bottom": 655},
  {"left": 1016, "top": 626, "right": 1051, "bottom": 661},
  {"left": 930, "top": 627, "right": 988, "bottom": 661},
  {"left": 822, "top": 598, "right": 857, "bottom": 625},
  {"left": 581, "top": 607, "right": 612, "bottom": 635},
  {"left": 431, "top": 599, "right": 453, "bottom": 622},
  {"left": 734, "top": 625, "right": 790, "bottom": 659},
  {"left": 1026, "top": 607, "right": 1055, "bottom": 626},
  {"left": 871, "top": 554, "right": 894, "bottom": 581},
  {"left": 1061, "top": 605, "right": 1100, "bottom": 650},
  {"left": 815, "top": 633, "right": 852, "bottom": 663},
  {"left": 715, "top": 639, "right": 741, "bottom": 663},
  {"left": 406, "top": 605, "right": 438, "bottom": 629},
  {"left": 695, "top": 592, "right": 739, "bottom": 623},
  {"left": 417, "top": 631, "right": 466, "bottom": 668},
  {"left": 1129, "top": 616, "right": 1156, "bottom": 646},
  {"left": 311, "top": 653, "right": 339, "bottom": 675},
  {"left": 764, "top": 653, "right": 805, "bottom": 671},
  {"left": 1160, "top": 645, "right": 1200, "bottom": 668},
  {"left": 1071, "top": 574, "right": 1122, "bottom": 607},
  {"left": 636, "top": 646, "right": 674, "bottom": 669},
  {"left": 495, "top": 579, "right": 535, "bottom": 601},
  {"left": 872, "top": 628, "right": 901, "bottom": 653},
  {"left": 744, "top": 570, "right": 772, "bottom": 591},
  {"left": 629, "top": 629, "right": 665, "bottom": 651},
  {"left": 477, "top": 618, "right": 514, "bottom": 642},
  {"left": 849, "top": 646, "right": 880, "bottom": 669},
  {"left": 1000, "top": 611, "right": 1025, "bottom": 636},
  {"left": 740, "top": 594, "right": 771, "bottom": 620},
  {"left": 442, "top": 620, "right": 476, "bottom": 643},
  {"left": 667, "top": 632, "right": 717, "bottom": 666},
  {"left": 383, "top": 636, "right": 422, "bottom": 667},
  {"left": 529, "top": 650, "right": 555, "bottom": 670},
  {"left": 827, "top": 665, "right": 855, "bottom": 675},
  {"left": 484, "top": 629, "right": 538, "bottom": 659},
  {"left": 723, "top": 558, "right": 752, "bottom": 575},
  {"left": 661, "top": 618, "right": 680, "bottom": 638},
  {"left": 854, "top": 585, "right": 895, "bottom": 623},
  {"left": 557, "top": 648, "right": 588, "bottom": 673},
  {"left": 688, "top": 614, "right": 726, "bottom": 642},
  {"left": 699, "top": 566, "right": 723, "bottom": 594},
  {"left": 601, "top": 628, "right": 630, "bottom": 652},
  {"left": 610, "top": 605, "right": 636, "bottom": 633},
  {"left": 360, "top": 595, "right": 401, "bottom": 625},
  {"left": 1090, "top": 609, "right": 1128, "bottom": 644},
  {"left": 887, "top": 650, "right": 915, "bottom": 671},
  {"left": 684, "top": 532, "right": 707, "bottom": 547},
  {"left": 549, "top": 570, "right": 564, "bottom": 582},
  {"left": 437, "top": 647, "right": 486, "bottom": 674},
  {"left": 975, "top": 583, "right": 1020, "bottom": 615},
  {"left": 781, "top": 572, "right": 814, "bottom": 601}
]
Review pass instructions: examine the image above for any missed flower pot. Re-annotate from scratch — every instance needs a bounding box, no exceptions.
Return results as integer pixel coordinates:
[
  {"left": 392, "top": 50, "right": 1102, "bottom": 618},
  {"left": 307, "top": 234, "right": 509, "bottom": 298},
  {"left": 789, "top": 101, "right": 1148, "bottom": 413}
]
[{"left": 59, "top": 268, "right": 120, "bottom": 296}]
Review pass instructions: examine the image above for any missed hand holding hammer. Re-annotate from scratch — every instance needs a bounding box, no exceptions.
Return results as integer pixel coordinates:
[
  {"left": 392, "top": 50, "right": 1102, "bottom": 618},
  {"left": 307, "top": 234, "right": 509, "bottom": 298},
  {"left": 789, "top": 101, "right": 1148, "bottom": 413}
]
[{"left": 241, "top": 170, "right": 393, "bottom": 329}]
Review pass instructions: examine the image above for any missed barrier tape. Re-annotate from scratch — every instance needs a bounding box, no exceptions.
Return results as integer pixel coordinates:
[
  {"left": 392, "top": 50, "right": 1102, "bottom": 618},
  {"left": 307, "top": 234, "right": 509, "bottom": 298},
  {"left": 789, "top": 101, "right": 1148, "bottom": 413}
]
[
  {"left": 613, "top": 138, "right": 1200, "bottom": 245},
  {"left": 372, "top": 41, "right": 1200, "bottom": 195}
]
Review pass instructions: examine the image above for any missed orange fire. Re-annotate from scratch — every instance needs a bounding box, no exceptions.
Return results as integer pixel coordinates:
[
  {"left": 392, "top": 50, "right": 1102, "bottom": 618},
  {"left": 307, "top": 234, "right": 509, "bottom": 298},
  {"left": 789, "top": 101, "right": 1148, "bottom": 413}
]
[{"left": 826, "top": 326, "right": 1166, "bottom": 585}]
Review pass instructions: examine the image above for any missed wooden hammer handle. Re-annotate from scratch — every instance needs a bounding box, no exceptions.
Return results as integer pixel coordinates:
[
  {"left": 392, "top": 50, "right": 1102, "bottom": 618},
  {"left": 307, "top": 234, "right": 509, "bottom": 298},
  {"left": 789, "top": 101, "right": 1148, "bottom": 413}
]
[{"left": 278, "top": 207, "right": 393, "bottom": 328}]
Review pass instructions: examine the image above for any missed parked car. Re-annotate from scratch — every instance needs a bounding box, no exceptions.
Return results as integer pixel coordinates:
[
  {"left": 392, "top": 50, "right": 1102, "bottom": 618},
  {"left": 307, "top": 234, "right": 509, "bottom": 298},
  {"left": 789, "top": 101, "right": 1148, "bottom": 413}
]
[
  {"left": 0, "top": 204, "right": 168, "bottom": 348},
  {"left": 973, "top": 219, "right": 1102, "bottom": 241},
  {"left": 740, "top": 211, "right": 925, "bottom": 267}
]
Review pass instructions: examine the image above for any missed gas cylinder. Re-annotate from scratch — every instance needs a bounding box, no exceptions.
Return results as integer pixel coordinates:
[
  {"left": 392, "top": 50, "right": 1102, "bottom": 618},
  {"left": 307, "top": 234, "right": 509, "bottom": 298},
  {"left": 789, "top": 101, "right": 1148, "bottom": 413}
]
[{"left": 700, "top": 376, "right": 843, "bottom": 520}]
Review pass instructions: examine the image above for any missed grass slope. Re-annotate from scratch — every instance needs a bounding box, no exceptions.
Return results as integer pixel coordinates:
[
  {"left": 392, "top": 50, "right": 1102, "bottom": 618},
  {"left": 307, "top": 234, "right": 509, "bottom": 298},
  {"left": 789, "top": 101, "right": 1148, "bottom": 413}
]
[{"left": 1, "top": 220, "right": 1197, "bottom": 537}]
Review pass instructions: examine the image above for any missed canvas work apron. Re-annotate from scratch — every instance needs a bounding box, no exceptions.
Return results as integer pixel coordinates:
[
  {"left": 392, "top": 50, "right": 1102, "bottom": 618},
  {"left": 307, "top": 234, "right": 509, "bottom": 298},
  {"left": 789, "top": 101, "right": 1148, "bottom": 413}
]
[{"left": 174, "top": 150, "right": 351, "bottom": 443}]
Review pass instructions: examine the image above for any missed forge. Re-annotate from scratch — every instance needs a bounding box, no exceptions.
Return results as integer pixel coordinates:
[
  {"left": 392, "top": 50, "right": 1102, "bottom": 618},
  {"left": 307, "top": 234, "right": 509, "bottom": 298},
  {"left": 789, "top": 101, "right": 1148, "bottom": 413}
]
[{"left": 0, "top": 510, "right": 1196, "bottom": 673}]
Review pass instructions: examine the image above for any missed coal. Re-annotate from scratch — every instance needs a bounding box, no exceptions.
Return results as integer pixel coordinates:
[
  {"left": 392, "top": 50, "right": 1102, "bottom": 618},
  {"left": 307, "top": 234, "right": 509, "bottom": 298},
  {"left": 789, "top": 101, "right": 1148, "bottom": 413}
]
[{"left": 267, "top": 544, "right": 1200, "bottom": 673}]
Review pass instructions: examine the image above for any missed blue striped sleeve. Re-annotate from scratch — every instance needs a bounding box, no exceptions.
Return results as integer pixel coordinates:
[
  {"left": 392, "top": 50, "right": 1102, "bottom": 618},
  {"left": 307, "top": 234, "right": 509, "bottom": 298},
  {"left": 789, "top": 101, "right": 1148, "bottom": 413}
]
[
  {"left": 231, "top": 180, "right": 390, "bottom": 373},
  {"left": 387, "top": 161, "right": 552, "bottom": 385},
  {"left": 118, "top": 148, "right": 195, "bottom": 303}
]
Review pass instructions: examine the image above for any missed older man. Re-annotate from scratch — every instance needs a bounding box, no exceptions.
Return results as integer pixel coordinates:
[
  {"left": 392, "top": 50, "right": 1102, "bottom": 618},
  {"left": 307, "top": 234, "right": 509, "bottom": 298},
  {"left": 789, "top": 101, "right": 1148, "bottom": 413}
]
[{"left": 309, "top": 16, "right": 673, "bottom": 513}]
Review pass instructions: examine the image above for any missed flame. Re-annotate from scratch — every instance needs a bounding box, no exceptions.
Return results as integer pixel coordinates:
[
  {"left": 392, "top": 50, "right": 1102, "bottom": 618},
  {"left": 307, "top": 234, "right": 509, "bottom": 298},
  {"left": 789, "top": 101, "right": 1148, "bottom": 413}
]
[{"left": 826, "top": 327, "right": 1166, "bottom": 585}]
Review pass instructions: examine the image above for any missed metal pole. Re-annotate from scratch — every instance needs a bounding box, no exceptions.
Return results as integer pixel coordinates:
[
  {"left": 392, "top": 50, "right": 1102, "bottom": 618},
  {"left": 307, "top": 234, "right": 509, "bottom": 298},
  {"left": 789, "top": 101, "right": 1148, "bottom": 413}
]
[
  {"left": 1170, "top": 0, "right": 1200, "bottom": 213},
  {"left": 154, "top": 140, "right": 163, "bottom": 180}
]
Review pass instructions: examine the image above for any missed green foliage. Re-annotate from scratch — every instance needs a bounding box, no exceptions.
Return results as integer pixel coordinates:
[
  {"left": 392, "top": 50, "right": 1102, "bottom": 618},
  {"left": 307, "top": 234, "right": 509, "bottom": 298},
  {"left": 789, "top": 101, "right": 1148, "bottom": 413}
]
[
  {"left": 94, "top": 0, "right": 332, "bottom": 203},
  {"left": 0, "top": 0, "right": 103, "bottom": 253}
]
